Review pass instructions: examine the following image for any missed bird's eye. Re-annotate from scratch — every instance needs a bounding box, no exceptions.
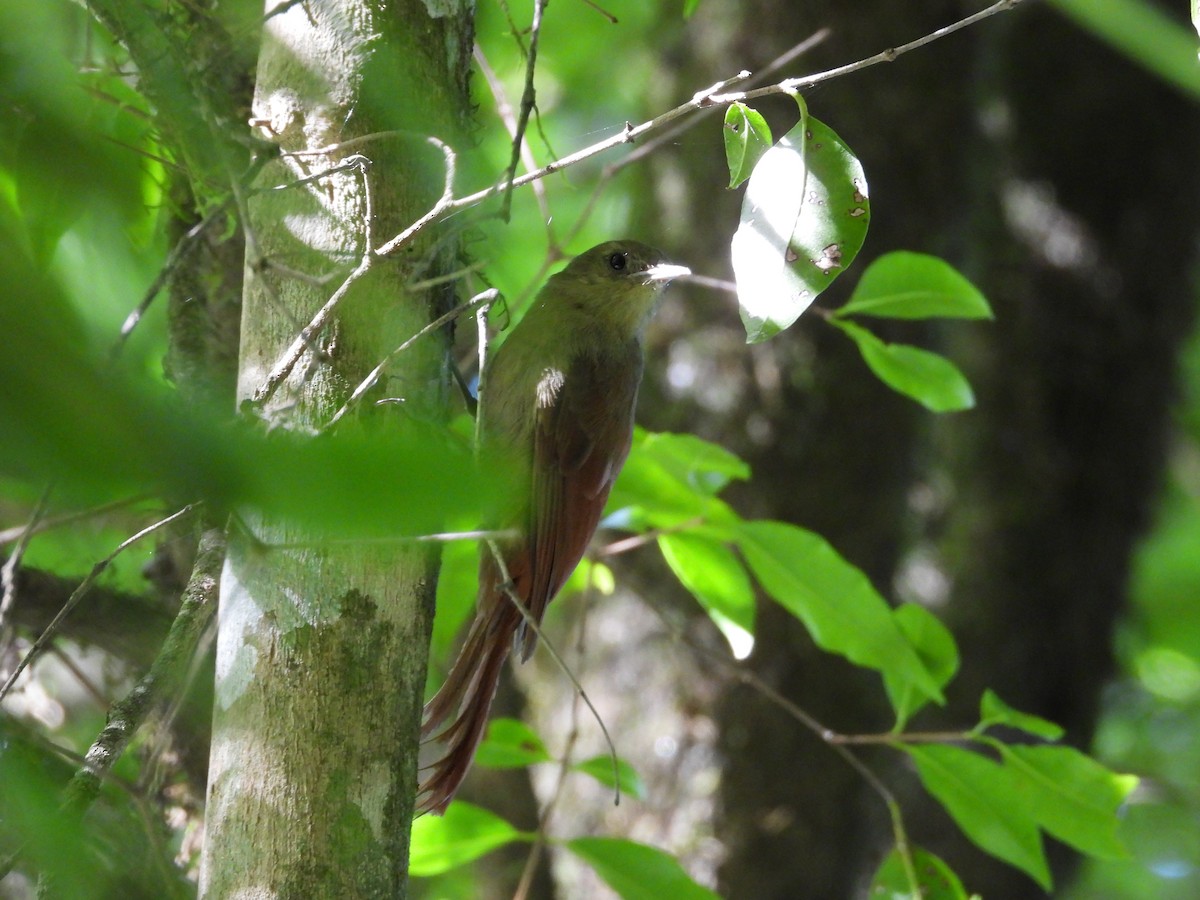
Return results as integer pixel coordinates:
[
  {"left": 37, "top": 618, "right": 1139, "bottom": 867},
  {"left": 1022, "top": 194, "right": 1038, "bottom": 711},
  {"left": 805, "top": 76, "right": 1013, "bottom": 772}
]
[{"left": 607, "top": 252, "right": 628, "bottom": 272}]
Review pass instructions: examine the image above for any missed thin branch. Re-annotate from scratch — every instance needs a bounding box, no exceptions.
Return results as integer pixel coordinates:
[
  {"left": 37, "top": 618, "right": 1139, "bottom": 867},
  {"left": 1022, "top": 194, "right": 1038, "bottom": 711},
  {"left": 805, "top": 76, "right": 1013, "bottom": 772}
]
[
  {"left": 259, "top": 153, "right": 373, "bottom": 195},
  {"left": 474, "top": 43, "right": 555, "bottom": 243},
  {"left": 827, "top": 729, "right": 974, "bottom": 745},
  {"left": 250, "top": 256, "right": 372, "bottom": 408},
  {"left": 111, "top": 201, "right": 231, "bottom": 358},
  {"left": 60, "top": 525, "right": 225, "bottom": 815},
  {"left": 256, "top": 3, "right": 1021, "bottom": 411},
  {"left": 0, "top": 503, "right": 200, "bottom": 702},
  {"left": 513, "top": 560, "right": 604, "bottom": 900},
  {"left": 499, "top": 0, "right": 548, "bottom": 222},
  {"left": 593, "top": 517, "right": 704, "bottom": 558},
  {"left": 372, "top": 137, "right": 457, "bottom": 257},
  {"left": 324, "top": 288, "right": 499, "bottom": 429},
  {"left": 372, "top": 0, "right": 1022, "bottom": 258},
  {"left": 0, "top": 486, "right": 54, "bottom": 662},
  {"left": 714, "top": 0, "right": 1024, "bottom": 104},
  {"left": 576, "top": 0, "right": 618, "bottom": 24},
  {"left": 256, "top": 528, "right": 520, "bottom": 551},
  {"left": 649, "top": 604, "right": 923, "bottom": 898},
  {"left": 0, "top": 495, "right": 148, "bottom": 547},
  {"left": 484, "top": 538, "right": 622, "bottom": 804},
  {"left": 680, "top": 273, "right": 738, "bottom": 294}
]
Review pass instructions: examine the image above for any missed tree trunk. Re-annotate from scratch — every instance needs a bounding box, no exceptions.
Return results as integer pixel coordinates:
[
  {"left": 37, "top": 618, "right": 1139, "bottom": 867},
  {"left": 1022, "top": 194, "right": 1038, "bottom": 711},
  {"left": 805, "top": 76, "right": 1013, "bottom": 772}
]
[{"left": 200, "top": 2, "right": 473, "bottom": 896}]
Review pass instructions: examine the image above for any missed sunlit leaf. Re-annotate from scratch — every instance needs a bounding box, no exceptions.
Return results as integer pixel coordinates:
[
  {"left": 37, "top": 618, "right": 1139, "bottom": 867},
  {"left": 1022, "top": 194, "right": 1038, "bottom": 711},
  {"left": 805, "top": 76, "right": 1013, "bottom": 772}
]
[
  {"left": 659, "top": 531, "right": 756, "bottom": 635},
  {"left": 566, "top": 837, "right": 720, "bottom": 900},
  {"left": 731, "top": 96, "right": 870, "bottom": 342},
  {"left": 633, "top": 429, "right": 751, "bottom": 495},
  {"left": 609, "top": 431, "right": 744, "bottom": 531},
  {"left": 836, "top": 252, "right": 992, "bottom": 321},
  {"left": 905, "top": 744, "right": 1052, "bottom": 890},
  {"left": 723, "top": 102, "right": 772, "bottom": 189},
  {"left": 736, "top": 521, "right": 944, "bottom": 709},
  {"left": 831, "top": 318, "right": 975, "bottom": 412},
  {"left": 977, "top": 690, "right": 1065, "bottom": 741},
  {"left": 410, "top": 802, "right": 527, "bottom": 876},
  {"left": 888, "top": 603, "right": 959, "bottom": 729},
  {"left": 997, "top": 744, "right": 1137, "bottom": 860},
  {"left": 870, "top": 845, "right": 970, "bottom": 900}
]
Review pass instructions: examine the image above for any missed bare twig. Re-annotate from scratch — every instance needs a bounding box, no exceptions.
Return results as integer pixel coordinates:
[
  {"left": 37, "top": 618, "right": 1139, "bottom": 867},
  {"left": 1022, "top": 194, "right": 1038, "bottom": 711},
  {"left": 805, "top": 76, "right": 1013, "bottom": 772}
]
[
  {"left": 324, "top": 288, "right": 499, "bottom": 429},
  {"left": 111, "top": 207, "right": 226, "bottom": 357},
  {"left": 513, "top": 560, "right": 604, "bottom": 900},
  {"left": 499, "top": 0, "right": 548, "bottom": 222},
  {"left": 0, "top": 486, "right": 54, "bottom": 663},
  {"left": 669, "top": 620, "right": 923, "bottom": 899},
  {"left": 0, "top": 495, "right": 147, "bottom": 546},
  {"left": 474, "top": 43, "right": 555, "bottom": 244},
  {"left": 373, "top": 136, "right": 457, "bottom": 257},
  {"left": 680, "top": 273, "right": 739, "bottom": 294},
  {"left": 0, "top": 503, "right": 200, "bottom": 702},
  {"left": 593, "top": 518, "right": 705, "bottom": 559},
  {"left": 375, "top": 0, "right": 1022, "bottom": 258},
  {"left": 710, "top": 0, "right": 1024, "bottom": 105},
  {"left": 257, "top": 3, "right": 1022, "bottom": 411},
  {"left": 261, "top": 528, "right": 520, "bottom": 551},
  {"left": 484, "top": 538, "right": 622, "bottom": 803},
  {"left": 61, "top": 525, "right": 225, "bottom": 814}
]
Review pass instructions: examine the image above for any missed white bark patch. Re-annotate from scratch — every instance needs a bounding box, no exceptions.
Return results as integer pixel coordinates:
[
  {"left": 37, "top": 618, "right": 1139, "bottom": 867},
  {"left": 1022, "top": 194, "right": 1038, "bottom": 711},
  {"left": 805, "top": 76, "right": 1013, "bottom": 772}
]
[
  {"left": 216, "top": 558, "right": 265, "bottom": 709},
  {"left": 354, "top": 761, "right": 392, "bottom": 839}
]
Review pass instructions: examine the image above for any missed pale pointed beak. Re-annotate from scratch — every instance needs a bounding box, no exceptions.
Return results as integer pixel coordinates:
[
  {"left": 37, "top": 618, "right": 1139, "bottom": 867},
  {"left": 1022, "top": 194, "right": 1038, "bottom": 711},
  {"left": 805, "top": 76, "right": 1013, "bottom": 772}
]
[{"left": 644, "top": 262, "right": 691, "bottom": 283}]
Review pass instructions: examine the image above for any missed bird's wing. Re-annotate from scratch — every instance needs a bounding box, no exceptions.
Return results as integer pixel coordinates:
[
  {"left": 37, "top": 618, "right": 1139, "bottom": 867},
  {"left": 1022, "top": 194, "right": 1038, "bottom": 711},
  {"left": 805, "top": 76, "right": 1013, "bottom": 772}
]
[{"left": 517, "top": 346, "right": 642, "bottom": 659}]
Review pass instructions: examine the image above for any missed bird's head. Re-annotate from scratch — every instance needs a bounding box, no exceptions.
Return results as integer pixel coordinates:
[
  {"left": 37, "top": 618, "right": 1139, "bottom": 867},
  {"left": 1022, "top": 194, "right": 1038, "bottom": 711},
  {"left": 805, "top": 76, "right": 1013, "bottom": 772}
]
[{"left": 546, "top": 240, "right": 691, "bottom": 334}]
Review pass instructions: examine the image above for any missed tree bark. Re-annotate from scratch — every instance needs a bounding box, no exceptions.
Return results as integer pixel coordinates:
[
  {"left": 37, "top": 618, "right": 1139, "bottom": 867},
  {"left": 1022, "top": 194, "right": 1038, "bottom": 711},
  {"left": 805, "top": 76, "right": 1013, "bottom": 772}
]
[{"left": 199, "top": 2, "right": 473, "bottom": 896}]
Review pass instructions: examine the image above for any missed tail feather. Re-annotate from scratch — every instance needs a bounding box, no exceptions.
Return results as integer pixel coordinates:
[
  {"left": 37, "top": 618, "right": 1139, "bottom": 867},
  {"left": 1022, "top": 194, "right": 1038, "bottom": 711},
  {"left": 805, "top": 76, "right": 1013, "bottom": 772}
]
[{"left": 417, "top": 590, "right": 519, "bottom": 816}]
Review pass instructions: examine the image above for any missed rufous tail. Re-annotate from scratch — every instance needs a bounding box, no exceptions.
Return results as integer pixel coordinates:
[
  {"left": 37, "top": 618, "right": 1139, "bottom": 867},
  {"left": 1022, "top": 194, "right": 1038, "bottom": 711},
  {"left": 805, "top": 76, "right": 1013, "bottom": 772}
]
[{"left": 417, "top": 587, "right": 519, "bottom": 816}]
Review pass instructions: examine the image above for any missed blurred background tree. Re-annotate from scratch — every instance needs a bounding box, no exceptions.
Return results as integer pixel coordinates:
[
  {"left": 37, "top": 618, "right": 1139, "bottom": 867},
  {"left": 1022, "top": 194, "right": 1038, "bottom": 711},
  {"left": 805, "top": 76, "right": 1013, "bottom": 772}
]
[{"left": 2, "top": 0, "right": 1199, "bottom": 898}]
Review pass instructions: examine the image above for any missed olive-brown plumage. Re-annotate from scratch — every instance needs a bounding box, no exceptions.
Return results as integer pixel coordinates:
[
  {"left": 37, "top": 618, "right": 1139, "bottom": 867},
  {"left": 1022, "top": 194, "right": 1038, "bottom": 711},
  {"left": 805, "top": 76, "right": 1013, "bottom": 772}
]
[{"left": 418, "top": 241, "right": 689, "bottom": 815}]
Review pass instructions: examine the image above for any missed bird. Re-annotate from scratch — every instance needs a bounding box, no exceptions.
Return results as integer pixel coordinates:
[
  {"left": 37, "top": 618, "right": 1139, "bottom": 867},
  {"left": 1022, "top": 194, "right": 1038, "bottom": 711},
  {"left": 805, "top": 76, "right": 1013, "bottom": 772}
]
[{"left": 417, "top": 240, "right": 690, "bottom": 815}]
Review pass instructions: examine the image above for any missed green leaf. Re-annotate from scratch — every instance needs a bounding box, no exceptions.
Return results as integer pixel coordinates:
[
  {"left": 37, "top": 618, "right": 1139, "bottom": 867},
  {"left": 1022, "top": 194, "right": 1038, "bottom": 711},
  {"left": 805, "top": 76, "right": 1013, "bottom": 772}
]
[
  {"left": 659, "top": 531, "right": 756, "bottom": 635},
  {"left": 731, "top": 96, "right": 870, "bottom": 342},
  {"left": 683, "top": 0, "right": 703, "bottom": 17},
  {"left": 410, "top": 802, "right": 527, "bottom": 876},
  {"left": 572, "top": 755, "right": 647, "bottom": 800},
  {"left": 905, "top": 744, "right": 1051, "bottom": 890},
  {"left": 474, "top": 717, "right": 553, "bottom": 769},
  {"left": 723, "top": 102, "right": 773, "bottom": 189},
  {"left": 634, "top": 429, "right": 751, "bottom": 495},
  {"left": 977, "top": 690, "right": 1065, "bottom": 741},
  {"left": 831, "top": 318, "right": 975, "bottom": 412},
  {"left": 735, "top": 521, "right": 944, "bottom": 709},
  {"left": 836, "top": 252, "right": 993, "bottom": 321},
  {"left": 997, "top": 744, "right": 1137, "bottom": 860},
  {"left": 566, "top": 837, "right": 720, "bottom": 900},
  {"left": 888, "top": 604, "right": 959, "bottom": 729},
  {"left": 1048, "top": 0, "right": 1200, "bottom": 100},
  {"left": 870, "top": 845, "right": 969, "bottom": 900},
  {"left": 609, "top": 431, "right": 746, "bottom": 531}
]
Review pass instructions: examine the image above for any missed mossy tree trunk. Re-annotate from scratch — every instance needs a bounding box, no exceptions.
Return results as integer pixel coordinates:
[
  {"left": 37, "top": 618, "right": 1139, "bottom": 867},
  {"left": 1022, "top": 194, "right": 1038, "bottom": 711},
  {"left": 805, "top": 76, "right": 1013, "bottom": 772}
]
[{"left": 199, "top": 2, "right": 473, "bottom": 896}]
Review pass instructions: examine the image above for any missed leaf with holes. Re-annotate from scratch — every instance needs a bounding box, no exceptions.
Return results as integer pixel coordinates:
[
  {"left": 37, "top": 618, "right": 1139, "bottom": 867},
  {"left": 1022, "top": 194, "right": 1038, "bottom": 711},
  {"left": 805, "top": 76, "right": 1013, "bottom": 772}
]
[{"left": 731, "top": 95, "right": 870, "bottom": 343}]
